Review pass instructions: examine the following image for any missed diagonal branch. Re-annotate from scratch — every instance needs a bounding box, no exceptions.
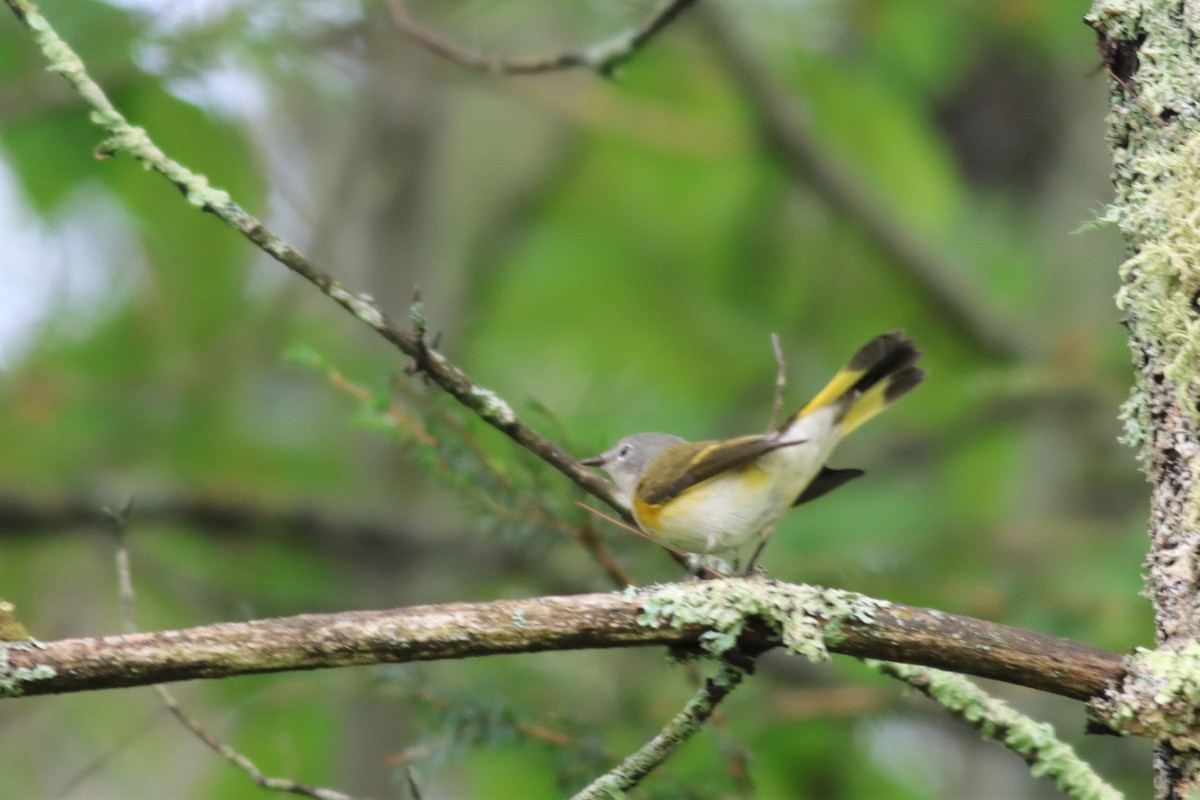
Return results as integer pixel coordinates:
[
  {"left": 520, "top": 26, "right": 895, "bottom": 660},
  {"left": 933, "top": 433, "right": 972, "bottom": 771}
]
[
  {"left": 1, "top": 580, "right": 1123, "bottom": 703},
  {"left": 573, "top": 660, "right": 749, "bottom": 799},
  {"left": 0, "top": 0, "right": 627, "bottom": 520},
  {"left": 874, "top": 661, "right": 1121, "bottom": 800},
  {"left": 387, "top": 0, "right": 699, "bottom": 77},
  {"left": 108, "top": 505, "right": 371, "bottom": 800}
]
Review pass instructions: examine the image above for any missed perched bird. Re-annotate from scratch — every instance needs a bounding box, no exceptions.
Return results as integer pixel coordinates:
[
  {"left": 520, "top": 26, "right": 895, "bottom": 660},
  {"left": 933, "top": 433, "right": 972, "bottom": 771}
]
[{"left": 581, "top": 330, "right": 924, "bottom": 570}]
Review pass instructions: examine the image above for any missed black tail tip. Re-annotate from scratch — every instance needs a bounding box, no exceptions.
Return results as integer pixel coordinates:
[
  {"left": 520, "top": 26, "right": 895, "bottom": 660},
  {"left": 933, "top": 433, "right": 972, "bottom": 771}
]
[
  {"left": 848, "top": 330, "right": 924, "bottom": 394},
  {"left": 848, "top": 329, "right": 920, "bottom": 372},
  {"left": 884, "top": 365, "right": 927, "bottom": 403}
]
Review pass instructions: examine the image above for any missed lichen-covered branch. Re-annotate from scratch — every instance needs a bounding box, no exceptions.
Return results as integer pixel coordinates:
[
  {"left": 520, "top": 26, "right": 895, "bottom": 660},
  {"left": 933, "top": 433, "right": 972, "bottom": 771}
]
[
  {"left": 876, "top": 662, "right": 1122, "bottom": 800},
  {"left": 387, "top": 0, "right": 698, "bottom": 77},
  {"left": 573, "top": 660, "right": 748, "bottom": 799},
  {"left": 1093, "top": 641, "right": 1200, "bottom": 751},
  {"left": 1, "top": 579, "right": 1122, "bottom": 702},
  {"left": 1086, "top": 1, "right": 1200, "bottom": 797},
  {"left": 0, "top": 0, "right": 626, "bottom": 520}
]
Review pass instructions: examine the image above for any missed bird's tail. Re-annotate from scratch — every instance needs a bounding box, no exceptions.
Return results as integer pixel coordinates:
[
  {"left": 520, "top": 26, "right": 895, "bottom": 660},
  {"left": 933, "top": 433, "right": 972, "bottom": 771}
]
[{"left": 783, "top": 330, "right": 925, "bottom": 437}]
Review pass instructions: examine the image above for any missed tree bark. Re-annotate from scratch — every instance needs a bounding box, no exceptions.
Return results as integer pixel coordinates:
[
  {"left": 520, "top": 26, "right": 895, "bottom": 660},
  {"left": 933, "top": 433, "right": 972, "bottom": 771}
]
[
  {"left": 1, "top": 582, "right": 1121, "bottom": 701},
  {"left": 1086, "top": 2, "right": 1200, "bottom": 796}
]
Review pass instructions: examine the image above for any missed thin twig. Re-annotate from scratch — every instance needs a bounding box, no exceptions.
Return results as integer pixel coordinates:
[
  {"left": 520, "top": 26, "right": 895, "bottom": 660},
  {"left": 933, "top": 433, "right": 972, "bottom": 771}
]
[
  {"left": 106, "top": 503, "right": 372, "bottom": 800},
  {"left": 679, "top": 663, "right": 755, "bottom": 798},
  {"left": 769, "top": 332, "right": 786, "bottom": 430},
  {"left": 153, "top": 686, "right": 366, "bottom": 800},
  {"left": 577, "top": 501, "right": 708, "bottom": 576},
  {"left": 102, "top": 498, "right": 136, "bottom": 634},
  {"left": 0, "top": 0, "right": 628, "bottom": 524},
  {"left": 387, "top": 0, "right": 699, "bottom": 77},
  {"left": 872, "top": 662, "right": 1121, "bottom": 800},
  {"left": 572, "top": 660, "right": 750, "bottom": 798}
]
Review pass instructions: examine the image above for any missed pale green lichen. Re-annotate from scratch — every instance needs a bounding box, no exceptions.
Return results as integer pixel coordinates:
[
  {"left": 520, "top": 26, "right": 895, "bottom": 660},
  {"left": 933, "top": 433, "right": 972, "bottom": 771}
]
[
  {"left": 1086, "top": 1, "right": 1200, "bottom": 491},
  {"left": 635, "top": 578, "right": 889, "bottom": 663},
  {"left": 0, "top": 641, "right": 56, "bottom": 698},
  {"left": 19, "top": 0, "right": 236, "bottom": 215},
  {"left": 877, "top": 662, "right": 1122, "bottom": 800},
  {"left": 469, "top": 386, "right": 517, "bottom": 427},
  {"left": 572, "top": 660, "right": 748, "bottom": 800},
  {"left": 409, "top": 296, "right": 428, "bottom": 338},
  {"left": 1094, "top": 641, "right": 1200, "bottom": 750},
  {"left": 1105, "top": 133, "right": 1200, "bottom": 515},
  {"left": 1085, "top": 0, "right": 1199, "bottom": 121},
  {"left": 329, "top": 286, "right": 385, "bottom": 328}
]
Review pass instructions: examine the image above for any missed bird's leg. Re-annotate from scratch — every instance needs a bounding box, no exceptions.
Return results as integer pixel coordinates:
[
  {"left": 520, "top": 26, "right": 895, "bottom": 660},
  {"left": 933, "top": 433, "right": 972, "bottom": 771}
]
[
  {"left": 742, "top": 524, "right": 776, "bottom": 576},
  {"left": 686, "top": 553, "right": 732, "bottom": 579}
]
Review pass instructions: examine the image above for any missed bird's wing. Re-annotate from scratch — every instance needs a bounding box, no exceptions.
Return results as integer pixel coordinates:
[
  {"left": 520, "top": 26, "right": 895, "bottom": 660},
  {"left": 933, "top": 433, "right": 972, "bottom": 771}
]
[{"left": 637, "top": 434, "right": 801, "bottom": 506}]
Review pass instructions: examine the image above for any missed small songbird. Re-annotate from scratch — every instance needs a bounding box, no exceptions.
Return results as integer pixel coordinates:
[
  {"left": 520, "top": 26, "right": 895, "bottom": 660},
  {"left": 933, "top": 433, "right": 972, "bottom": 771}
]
[{"left": 581, "top": 330, "right": 924, "bottom": 570}]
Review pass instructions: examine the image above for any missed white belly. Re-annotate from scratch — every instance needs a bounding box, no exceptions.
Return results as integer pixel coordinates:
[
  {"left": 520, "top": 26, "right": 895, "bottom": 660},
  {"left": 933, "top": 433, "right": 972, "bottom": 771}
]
[{"left": 637, "top": 408, "right": 842, "bottom": 555}]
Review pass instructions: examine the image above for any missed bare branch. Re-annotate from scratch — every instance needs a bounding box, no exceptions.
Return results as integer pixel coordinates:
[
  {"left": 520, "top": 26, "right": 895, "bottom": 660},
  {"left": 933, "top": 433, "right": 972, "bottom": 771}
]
[
  {"left": 153, "top": 685, "right": 367, "bottom": 800},
  {"left": 107, "top": 500, "right": 371, "bottom": 800},
  {"left": 387, "top": 0, "right": 699, "bottom": 77},
  {"left": 2, "top": 580, "right": 1122, "bottom": 703},
  {"left": 768, "top": 332, "right": 786, "bottom": 430}
]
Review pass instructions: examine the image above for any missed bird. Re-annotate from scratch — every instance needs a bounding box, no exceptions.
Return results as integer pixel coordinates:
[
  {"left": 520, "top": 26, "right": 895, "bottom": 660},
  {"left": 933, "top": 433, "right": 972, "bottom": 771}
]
[{"left": 580, "top": 330, "right": 924, "bottom": 572}]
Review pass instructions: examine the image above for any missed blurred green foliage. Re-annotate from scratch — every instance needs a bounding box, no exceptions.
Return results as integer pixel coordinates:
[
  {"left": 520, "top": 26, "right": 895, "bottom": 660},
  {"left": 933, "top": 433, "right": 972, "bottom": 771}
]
[{"left": 0, "top": 0, "right": 1152, "bottom": 798}]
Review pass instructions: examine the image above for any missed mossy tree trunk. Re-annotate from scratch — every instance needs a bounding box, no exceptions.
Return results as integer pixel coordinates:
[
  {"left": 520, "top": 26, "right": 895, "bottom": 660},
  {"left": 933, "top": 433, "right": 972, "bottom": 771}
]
[{"left": 1087, "top": 2, "right": 1200, "bottom": 797}]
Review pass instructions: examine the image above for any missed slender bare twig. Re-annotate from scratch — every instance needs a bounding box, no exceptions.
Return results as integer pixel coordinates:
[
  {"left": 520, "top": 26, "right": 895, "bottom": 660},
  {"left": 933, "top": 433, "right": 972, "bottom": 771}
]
[
  {"left": 387, "top": 0, "right": 699, "bottom": 77},
  {"left": 103, "top": 500, "right": 136, "bottom": 634},
  {"left": 769, "top": 332, "right": 786, "bottom": 430},
  {"left": 106, "top": 503, "right": 371, "bottom": 800},
  {"left": 1, "top": 579, "right": 1124, "bottom": 702},
  {"left": 153, "top": 686, "right": 366, "bottom": 800},
  {"left": 695, "top": 8, "right": 1022, "bottom": 362},
  {"left": 573, "top": 660, "right": 749, "bottom": 799},
  {"left": 577, "top": 501, "right": 707, "bottom": 576}
]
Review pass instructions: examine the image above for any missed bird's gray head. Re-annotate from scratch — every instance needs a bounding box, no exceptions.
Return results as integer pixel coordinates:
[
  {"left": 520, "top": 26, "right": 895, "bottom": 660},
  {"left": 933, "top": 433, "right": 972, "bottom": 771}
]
[{"left": 580, "top": 432, "right": 686, "bottom": 502}]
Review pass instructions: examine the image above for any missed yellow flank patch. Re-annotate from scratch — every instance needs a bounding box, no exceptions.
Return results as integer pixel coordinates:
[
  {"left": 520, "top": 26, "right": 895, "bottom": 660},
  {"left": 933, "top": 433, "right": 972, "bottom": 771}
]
[
  {"left": 798, "top": 367, "right": 866, "bottom": 417},
  {"left": 634, "top": 463, "right": 771, "bottom": 537},
  {"left": 633, "top": 494, "right": 664, "bottom": 532}
]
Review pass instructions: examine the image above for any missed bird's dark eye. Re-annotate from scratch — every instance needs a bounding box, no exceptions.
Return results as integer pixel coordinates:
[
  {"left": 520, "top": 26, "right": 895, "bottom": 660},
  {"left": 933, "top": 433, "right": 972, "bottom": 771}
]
[{"left": 617, "top": 444, "right": 632, "bottom": 458}]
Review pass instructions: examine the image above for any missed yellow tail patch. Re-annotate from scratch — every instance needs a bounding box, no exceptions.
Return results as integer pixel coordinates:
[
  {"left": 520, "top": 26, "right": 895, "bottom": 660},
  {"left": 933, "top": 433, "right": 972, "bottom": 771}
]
[
  {"left": 796, "top": 366, "right": 867, "bottom": 418},
  {"left": 839, "top": 380, "right": 890, "bottom": 436},
  {"left": 787, "top": 330, "right": 924, "bottom": 437}
]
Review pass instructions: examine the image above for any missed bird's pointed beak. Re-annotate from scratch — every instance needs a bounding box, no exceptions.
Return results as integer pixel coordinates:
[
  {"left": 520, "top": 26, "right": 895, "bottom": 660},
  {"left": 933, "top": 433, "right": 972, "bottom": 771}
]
[{"left": 579, "top": 454, "right": 605, "bottom": 467}]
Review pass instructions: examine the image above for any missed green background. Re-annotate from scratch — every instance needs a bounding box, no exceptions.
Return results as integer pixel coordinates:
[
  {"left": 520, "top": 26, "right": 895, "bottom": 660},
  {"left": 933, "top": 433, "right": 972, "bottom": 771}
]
[{"left": 0, "top": 1, "right": 1151, "bottom": 797}]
